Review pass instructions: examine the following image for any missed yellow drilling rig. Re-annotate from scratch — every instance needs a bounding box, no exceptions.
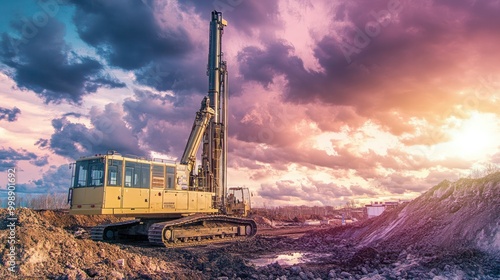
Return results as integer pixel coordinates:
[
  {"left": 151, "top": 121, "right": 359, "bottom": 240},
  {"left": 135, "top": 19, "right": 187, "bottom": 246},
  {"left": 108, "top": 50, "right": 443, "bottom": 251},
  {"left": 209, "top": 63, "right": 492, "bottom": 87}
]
[{"left": 67, "top": 11, "right": 256, "bottom": 247}]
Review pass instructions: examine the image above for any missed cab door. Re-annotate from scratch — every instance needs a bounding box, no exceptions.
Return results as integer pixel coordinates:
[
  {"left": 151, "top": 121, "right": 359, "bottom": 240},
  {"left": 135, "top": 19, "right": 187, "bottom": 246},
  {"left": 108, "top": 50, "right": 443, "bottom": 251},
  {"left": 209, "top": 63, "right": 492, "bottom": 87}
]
[
  {"left": 122, "top": 162, "right": 150, "bottom": 209},
  {"left": 103, "top": 159, "right": 123, "bottom": 209}
]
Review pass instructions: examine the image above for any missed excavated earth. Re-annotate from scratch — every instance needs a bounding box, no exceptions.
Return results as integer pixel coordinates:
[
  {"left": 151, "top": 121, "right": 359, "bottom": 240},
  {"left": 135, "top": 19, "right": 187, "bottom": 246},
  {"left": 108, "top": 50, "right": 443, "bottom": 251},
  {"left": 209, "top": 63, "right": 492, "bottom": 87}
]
[{"left": 0, "top": 172, "right": 499, "bottom": 279}]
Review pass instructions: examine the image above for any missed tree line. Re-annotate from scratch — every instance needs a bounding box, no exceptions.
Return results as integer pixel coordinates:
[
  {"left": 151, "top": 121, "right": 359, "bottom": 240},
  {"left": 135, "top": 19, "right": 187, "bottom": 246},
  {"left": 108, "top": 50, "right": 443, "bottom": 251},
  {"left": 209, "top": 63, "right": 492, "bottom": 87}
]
[{"left": 0, "top": 193, "right": 69, "bottom": 210}]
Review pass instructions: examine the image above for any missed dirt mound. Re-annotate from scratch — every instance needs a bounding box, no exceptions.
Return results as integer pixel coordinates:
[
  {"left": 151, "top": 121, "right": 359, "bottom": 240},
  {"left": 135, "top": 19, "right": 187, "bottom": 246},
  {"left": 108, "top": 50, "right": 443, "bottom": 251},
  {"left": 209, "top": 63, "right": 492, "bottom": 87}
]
[
  {"left": 361, "top": 172, "right": 500, "bottom": 254},
  {"left": 0, "top": 209, "right": 263, "bottom": 279},
  {"left": 296, "top": 172, "right": 500, "bottom": 278},
  {"left": 306, "top": 172, "right": 500, "bottom": 255},
  {"left": 34, "top": 209, "right": 131, "bottom": 230},
  {"left": 251, "top": 215, "right": 275, "bottom": 228},
  {"left": 0, "top": 208, "right": 182, "bottom": 279}
]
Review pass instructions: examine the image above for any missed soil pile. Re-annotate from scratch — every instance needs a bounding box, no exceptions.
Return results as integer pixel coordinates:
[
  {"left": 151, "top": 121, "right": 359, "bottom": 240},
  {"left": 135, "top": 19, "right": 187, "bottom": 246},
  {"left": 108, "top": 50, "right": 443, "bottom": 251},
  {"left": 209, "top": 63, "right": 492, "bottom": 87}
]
[
  {"left": 362, "top": 172, "right": 500, "bottom": 254},
  {"left": 299, "top": 172, "right": 500, "bottom": 278},
  {"left": 315, "top": 172, "right": 500, "bottom": 254},
  {"left": 0, "top": 209, "right": 185, "bottom": 279},
  {"left": 35, "top": 209, "right": 130, "bottom": 229},
  {"left": 0, "top": 209, "right": 260, "bottom": 279},
  {"left": 252, "top": 216, "right": 275, "bottom": 228}
]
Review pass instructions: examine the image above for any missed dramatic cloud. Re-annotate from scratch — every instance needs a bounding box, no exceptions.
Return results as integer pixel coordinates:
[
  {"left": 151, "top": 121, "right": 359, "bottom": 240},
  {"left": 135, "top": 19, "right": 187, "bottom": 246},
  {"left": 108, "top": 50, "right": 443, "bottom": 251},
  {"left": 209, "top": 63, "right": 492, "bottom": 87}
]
[
  {"left": 134, "top": 57, "right": 208, "bottom": 96},
  {"left": 1, "top": 0, "right": 499, "bottom": 206},
  {"left": 71, "top": 0, "right": 208, "bottom": 95},
  {"left": 236, "top": 0, "right": 500, "bottom": 135},
  {"left": 378, "top": 173, "right": 432, "bottom": 194},
  {"left": 0, "top": 147, "right": 48, "bottom": 171},
  {"left": 46, "top": 103, "right": 146, "bottom": 159},
  {"left": 30, "top": 155, "right": 49, "bottom": 167},
  {"left": 0, "top": 106, "right": 20, "bottom": 122},
  {"left": 181, "top": 0, "right": 282, "bottom": 37},
  {"left": 72, "top": 0, "right": 193, "bottom": 70},
  {"left": 122, "top": 88, "right": 201, "bottom": 156},
  {"left": 34, "top": 138, "right": 49, "bottom": 149},
  {"left": 0, "top": 18, "right": 124, "bottom": 104}
]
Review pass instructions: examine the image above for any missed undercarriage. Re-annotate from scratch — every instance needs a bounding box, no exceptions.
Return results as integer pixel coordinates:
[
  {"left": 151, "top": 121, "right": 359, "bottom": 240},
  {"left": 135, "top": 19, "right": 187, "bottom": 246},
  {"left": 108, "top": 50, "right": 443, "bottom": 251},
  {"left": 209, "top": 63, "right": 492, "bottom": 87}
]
[{"left": 90, "top": 215, "right": 257, "bottom": 248}]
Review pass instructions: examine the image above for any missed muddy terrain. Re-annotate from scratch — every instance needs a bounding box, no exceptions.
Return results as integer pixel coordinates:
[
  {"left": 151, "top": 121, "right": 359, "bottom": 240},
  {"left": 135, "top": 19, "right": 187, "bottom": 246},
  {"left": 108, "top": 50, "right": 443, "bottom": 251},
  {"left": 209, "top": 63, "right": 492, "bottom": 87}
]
[{"left": 1, "top": 173, "right": 499, "bottom": 279}]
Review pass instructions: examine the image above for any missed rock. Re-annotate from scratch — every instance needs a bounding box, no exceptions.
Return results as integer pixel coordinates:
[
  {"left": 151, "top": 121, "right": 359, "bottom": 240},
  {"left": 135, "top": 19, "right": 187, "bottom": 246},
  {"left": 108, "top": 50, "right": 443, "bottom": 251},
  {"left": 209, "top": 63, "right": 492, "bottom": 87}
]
[
  {"left": 299, "top": 271, "right": 308, "bottom": 280},
  {"left": 126, "top": 255, "right": 141, "bottom": 270},
  {"left": 84, "top": 268, "right": 98, "bottom": 277},
  {"left": 73, "top": 228, "right": 87, "bottom": 239},
  {"left": 108, "top": 270, "right": 124, "bottom": 280},
  {"left": 290, "top": 266, "right": 302, "bottom": 274},
  {"left": 398, "top": 250, "right": 407, "bottom": 258},
  {"left": 75, "top": 269, "right": 87, "bottom": 280},
  {"left": 361, "top": 267, "right": 368, "bottom": 275},
  {"left": 360, "top": 274, "right": 385, "bottom": 280},
  {"left": 114, "top": 258, "right": 125, "bottom": 268},
  {"left": 59, "top": 268, "right": 87, "bottom": 280},
  {"left": 328, "top": 269, "right": 337, "bottom": 278},
  {"left": 97, "top": 249, "right": 106, "bottom": 258},
  {"left": 340, "top": 271, "right": 352, "bottom": 278}
]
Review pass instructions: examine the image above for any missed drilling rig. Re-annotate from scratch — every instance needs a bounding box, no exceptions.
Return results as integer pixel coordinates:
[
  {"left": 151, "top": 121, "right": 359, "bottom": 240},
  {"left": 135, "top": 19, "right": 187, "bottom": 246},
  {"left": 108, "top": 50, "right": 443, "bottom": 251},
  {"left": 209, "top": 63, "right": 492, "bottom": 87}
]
[{"left": 67, "top": 11, "right": 257, "bottom": 247}]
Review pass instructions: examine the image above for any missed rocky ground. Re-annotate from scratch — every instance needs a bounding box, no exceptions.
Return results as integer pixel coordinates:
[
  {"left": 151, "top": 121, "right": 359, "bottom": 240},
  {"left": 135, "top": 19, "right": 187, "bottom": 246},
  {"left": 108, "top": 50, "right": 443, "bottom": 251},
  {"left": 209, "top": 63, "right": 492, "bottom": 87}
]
[{"left": 0, "top": 172, "right": 499, "bottom": 279}]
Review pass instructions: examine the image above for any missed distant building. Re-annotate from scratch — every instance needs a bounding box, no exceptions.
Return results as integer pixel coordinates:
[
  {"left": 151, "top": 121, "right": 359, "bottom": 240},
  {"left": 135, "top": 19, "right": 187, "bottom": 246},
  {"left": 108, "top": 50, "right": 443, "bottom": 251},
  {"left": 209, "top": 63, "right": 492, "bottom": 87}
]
[
  {"left": 384, "top": 201, "right": 399, "bottom": 209},
  {"left": 365, "top": 201, "right": 399, "bottom": 218}
]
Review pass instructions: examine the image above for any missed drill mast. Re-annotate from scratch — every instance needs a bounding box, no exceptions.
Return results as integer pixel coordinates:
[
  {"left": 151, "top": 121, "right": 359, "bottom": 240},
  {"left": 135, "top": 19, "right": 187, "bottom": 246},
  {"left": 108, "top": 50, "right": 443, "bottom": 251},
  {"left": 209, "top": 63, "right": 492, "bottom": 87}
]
[{"left": 180, "top": 10, "right": 228, "bottom": 212}]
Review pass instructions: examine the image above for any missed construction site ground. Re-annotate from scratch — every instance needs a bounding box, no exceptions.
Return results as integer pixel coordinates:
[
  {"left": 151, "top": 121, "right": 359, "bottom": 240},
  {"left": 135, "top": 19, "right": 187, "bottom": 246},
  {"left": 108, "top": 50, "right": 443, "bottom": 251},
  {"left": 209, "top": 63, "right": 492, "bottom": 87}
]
[{"left": 1, "top": 173, "right": 500, "bottom": 279}]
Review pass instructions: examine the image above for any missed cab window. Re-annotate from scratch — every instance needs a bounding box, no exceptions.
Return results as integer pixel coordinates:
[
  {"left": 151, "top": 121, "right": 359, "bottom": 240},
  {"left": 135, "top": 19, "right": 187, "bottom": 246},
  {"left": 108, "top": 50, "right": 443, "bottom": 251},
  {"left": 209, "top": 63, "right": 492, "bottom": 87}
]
[
  {"left": 125, "top": 161, "right": 150, "bottom": 188},
  {"left": 73, "top": 158, "right": 104, "bottom": 187},
  {"left": 107, "top": 159, "right": 122, "bottom": 186}
]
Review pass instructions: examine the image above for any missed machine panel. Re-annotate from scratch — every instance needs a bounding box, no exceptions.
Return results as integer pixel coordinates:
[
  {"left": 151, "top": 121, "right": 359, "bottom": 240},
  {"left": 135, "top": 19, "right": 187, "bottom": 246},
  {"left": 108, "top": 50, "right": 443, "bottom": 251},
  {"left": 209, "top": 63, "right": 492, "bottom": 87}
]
[
  {"left": 122, "top": 188, "right": 149, "bottom": 208},
  {"left": 103, "top": 186, "right": 121, "bottom": 208},
  {"left": 175, "top": 192, "right": 188, "bottom": 210}
]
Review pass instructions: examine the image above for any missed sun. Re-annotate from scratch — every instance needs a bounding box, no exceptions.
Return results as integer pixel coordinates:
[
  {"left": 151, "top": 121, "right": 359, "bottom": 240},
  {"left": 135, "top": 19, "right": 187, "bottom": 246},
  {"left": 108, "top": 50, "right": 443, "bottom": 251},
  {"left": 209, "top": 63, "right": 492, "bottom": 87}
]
[{"left": 447, "top": 113, "right": 499, "bottom": 160}]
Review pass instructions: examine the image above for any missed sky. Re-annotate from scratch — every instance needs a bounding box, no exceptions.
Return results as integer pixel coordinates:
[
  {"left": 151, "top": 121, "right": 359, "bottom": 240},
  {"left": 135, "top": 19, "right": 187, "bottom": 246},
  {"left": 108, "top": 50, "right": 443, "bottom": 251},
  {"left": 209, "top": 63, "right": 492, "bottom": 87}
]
[{"left": 0, "top": 0, "right": 499, "bottom": 207}]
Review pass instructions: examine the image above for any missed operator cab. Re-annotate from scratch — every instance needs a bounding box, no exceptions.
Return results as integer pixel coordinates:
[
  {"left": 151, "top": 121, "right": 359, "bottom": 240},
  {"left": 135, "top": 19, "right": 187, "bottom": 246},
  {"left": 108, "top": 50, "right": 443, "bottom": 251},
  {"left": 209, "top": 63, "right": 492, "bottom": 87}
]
[{"left": 68, "top": 151, "right": 216, "bottom": 217}]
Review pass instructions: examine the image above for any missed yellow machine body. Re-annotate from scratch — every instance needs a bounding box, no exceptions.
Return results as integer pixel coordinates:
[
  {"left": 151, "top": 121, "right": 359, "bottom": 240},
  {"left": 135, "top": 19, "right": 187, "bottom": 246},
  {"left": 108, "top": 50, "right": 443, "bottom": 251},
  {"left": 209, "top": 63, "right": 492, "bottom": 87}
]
[{"left": 68, "top": 153, "right": 217, "bottom": 217}]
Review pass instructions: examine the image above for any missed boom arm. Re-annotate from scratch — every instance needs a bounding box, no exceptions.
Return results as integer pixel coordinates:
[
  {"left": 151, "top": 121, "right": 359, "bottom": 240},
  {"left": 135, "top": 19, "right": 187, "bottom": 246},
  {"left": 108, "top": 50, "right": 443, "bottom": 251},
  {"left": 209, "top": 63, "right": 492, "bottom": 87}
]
[{"left": 180, "top": 97, "right": 214, "bottom": 173}]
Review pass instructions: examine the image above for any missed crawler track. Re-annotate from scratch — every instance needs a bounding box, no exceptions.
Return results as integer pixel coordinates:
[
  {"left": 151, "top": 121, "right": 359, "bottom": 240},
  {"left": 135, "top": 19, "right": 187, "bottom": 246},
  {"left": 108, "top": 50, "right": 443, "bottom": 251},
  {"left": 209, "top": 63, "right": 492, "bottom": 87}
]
[
  {"left": 89, "top": 215, "right": 257, "bottom": 247},
  {"left": 148, "top": 215, "right": 257, "bottom": 248},
  {"left": 90, "top": 219, "right": 141, "bottom": 241}
]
